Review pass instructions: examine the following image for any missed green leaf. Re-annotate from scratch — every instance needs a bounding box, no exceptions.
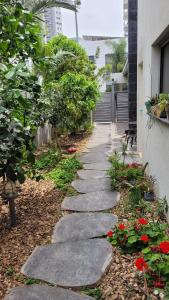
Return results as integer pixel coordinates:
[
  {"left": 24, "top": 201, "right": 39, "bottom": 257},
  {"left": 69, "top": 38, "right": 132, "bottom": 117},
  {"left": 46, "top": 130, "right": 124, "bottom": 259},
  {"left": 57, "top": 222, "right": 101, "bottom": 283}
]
[
  {"left": 5, "top": 69, "right": 15, "bottom": 80},
  {"left": 142, "top": 247, "right": 151, "bottom": 254},
  {"left": 128, "top": 236, "right": 138, "bottom": 244},
  {"left": 149, "top": 254, "right": 161, "bottom": 262}
]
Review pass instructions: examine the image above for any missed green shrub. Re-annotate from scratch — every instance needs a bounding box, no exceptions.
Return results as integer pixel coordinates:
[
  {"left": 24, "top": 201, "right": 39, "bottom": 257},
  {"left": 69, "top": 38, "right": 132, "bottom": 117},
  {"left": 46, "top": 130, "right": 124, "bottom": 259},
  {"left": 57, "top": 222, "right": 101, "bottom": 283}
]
[
  {"left": 46, "top": 157, "right": 82, "bottom": 191},
  {"left": 107, "top": 219, "right": 168, "bottom": 254},
  {"left": 34, "top": 148, "right": 61, "bottom": 170}
]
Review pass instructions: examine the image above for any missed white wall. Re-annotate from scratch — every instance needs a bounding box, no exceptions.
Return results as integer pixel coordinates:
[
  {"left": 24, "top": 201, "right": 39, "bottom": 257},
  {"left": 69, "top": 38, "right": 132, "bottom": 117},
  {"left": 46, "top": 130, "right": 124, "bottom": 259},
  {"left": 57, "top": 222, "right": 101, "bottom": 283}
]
[
  {"left": 137, "top": 0, "right": 169, "bottom": 219},
  {"left": 79, "top": 38, "right": 125, "bottom": 92}
]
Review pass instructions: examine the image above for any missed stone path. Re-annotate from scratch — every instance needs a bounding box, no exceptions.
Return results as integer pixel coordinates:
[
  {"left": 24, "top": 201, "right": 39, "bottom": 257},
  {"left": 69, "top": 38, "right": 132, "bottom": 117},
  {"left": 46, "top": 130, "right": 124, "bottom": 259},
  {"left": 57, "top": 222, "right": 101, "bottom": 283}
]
[
  {"left": 52, "top": 213, "right": 118, "bottom": 242},
  {"left": 62, "top": 190, "right": 120, "bottom": 212},
  {"left": 5, "top": 123, "right": 122, "bottom": 299},
  {"left": 5, "top": 285, "right": 94, "bottom": 300}
]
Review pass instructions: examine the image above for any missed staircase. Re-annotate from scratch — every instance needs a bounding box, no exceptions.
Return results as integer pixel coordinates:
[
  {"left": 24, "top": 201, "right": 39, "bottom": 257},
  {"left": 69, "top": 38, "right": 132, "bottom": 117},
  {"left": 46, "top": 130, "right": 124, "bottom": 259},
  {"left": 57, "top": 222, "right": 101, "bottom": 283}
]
[
  {"left": 116, "top": 92, "right": 128, "bottom": 123},
  {"left": 93, "top": 92, "right": 114, "bottom": 123}
]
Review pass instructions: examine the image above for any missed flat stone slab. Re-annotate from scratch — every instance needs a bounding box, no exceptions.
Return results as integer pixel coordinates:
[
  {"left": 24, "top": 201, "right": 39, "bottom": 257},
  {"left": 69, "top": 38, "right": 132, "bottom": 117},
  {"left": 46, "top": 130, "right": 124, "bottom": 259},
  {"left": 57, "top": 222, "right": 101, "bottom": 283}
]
[
  {"left": 21, "top": 239, "right": 112, "bottom": 287},
  {"left": 61, "top": 191, "right": 120, "bottom": 212},
  {"left": 77, "top": 169, "right": 108, "bottom": 179},
  {"left": 83, "top": 162, "right": 111, "bottom": 171},
  {"left": 5, "top": 285, "right": 94, "bottom": 300},
  {"left": 71, "top": 178, "right": 111, "bottom": 193},
  {"left": 52, "top": 213, "right": 117, "bottom": 243},
  {"left": 79, "top": 152, "right": 108, "bottom": 164}
]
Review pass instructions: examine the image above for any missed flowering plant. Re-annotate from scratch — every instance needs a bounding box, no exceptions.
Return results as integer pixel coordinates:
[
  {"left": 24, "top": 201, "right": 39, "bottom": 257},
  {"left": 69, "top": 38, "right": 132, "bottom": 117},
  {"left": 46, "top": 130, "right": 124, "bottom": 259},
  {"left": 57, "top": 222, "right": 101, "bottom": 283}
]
[
  {"left": 134, "top": 240, "right": 169, "bottom": 290},
  {"left": 107, "top": 219, "right": 168, "bottom": 253},
  {"left": 108, "top": 154, "right": 144, "bottom": 190}
]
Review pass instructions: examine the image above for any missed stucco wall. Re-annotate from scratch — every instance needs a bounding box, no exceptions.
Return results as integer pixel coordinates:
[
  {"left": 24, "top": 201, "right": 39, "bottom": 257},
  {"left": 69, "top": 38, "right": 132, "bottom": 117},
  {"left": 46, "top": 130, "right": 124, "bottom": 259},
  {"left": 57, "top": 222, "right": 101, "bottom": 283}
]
[{"left": 137, "top": 0, "right": 169, "bottom": 218}]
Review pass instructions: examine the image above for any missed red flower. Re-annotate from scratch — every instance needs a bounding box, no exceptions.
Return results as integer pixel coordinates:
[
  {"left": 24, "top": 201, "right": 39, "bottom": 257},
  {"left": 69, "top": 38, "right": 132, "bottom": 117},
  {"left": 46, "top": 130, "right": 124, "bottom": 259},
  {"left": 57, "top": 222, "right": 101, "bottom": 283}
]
[
  {"left": 67, "top": 147, "right": 77, "bottom": 153},
  {"left": 140, "top": 235, "right": 150, "bottom": 243},
  {"left": 135, "top": 257, "right": 148, "bottom": 271},
  {"left": 107, "top": 231, "right": 113, "bottom": 237},
  {"left": 138, "top": 218, "right": 148, "bottom": 225},
  {"left": 153, "top": 280, "right": 165, "bottom": 289},
  {"left": 159, "top": 241, "right": 169, "bottom": 254},
  {"left": 119, "top": 223, "right": 126, "bottom": 230}
]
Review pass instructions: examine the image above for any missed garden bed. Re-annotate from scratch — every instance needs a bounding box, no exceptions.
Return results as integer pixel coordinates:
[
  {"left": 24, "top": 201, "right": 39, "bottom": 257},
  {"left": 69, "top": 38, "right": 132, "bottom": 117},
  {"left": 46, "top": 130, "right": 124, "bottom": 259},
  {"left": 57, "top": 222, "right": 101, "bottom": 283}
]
[{"left": 0, "top": 134, "right": 89, "bottom": 299}]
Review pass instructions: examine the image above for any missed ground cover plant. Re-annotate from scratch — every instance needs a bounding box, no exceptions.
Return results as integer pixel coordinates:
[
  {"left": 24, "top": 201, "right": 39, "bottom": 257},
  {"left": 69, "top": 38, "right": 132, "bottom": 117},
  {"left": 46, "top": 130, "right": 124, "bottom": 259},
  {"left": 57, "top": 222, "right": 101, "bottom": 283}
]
[
  {"left": 33, "top": 148, "right": 61, "bottom": 170},
  {"left": 46, "top": 157, "right": 82, "bottom": 191},
  {"left": 107, "top": 151, "right": 169, "bottom": 298}
]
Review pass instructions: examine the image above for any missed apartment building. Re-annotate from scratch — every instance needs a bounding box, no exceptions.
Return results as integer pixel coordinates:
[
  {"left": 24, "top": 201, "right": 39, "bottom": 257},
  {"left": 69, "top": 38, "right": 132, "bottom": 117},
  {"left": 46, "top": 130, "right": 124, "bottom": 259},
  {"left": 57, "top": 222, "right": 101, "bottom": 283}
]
[{"left": 44, "top": 7, "right": 62, "bottom": 41}]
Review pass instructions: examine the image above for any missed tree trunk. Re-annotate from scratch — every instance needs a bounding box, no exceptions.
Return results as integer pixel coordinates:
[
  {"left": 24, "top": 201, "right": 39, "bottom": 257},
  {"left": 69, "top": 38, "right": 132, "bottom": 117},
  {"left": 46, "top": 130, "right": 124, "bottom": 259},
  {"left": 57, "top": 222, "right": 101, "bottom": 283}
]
[{"left": 9, "top": 198, "right": 16, "bottom": 227}]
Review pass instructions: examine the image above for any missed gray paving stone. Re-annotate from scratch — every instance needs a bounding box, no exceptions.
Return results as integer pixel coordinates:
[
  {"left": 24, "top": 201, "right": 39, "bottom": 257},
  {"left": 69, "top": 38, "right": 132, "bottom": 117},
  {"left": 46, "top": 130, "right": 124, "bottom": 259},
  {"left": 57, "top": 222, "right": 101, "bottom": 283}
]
[
  {"left": 77, "top": 169, "right": 108, "bottom": 179},
  {"left": 83, "top": 162, "right": 111, "bottom": 171},
  {"left": 79, "top": 152, "right": 108, "bottom": 164},
  {"left": 21, "top": 239, "right": 112, "bottom": 287},
  {"left": 52, "top": 213, "right": 117, "bottom": 243},
  {"left": 62, "top": 191, "right": 120, "bottom": 212},
  {"left": 5, "top": 285, "right": 94, "bottom": 300},
  {"left": 71, "top": 178, "right": 111, "bottom": 193}
]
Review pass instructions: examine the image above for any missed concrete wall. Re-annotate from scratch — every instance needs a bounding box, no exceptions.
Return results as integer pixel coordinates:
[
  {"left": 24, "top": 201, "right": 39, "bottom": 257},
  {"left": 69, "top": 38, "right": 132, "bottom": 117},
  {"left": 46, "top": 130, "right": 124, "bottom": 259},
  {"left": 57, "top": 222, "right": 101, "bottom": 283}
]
[{"left": 137, "top": 0, "right": 169, "bottom": 218}]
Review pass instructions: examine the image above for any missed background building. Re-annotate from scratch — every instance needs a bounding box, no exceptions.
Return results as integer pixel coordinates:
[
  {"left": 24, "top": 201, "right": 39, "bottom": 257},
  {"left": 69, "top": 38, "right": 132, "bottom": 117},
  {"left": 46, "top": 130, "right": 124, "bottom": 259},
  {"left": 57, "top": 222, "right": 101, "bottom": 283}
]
[
  {"left": 123, "top": 0, "right": 128, "bottom": 37},
  {"left": 44, "top": 7, "right": 62, "bottom": 41},
  {"left": 137, "top": 0, "right": 169, "bottom": 219},
  {"left": 79, "top": 35, "right": 127, "bottom": 92}
]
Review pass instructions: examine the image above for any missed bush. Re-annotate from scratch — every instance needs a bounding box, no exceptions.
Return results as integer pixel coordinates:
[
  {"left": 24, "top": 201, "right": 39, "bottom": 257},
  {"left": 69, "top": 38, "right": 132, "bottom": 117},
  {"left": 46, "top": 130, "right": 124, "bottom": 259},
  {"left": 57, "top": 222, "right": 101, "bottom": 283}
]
[
  {"left": 107, "top": 219, "right": 169, "bottom": 253},
  {"left": 108, "top": 154, "right": 144, "bottom": 190},
  {"left": 34, "top": 148, "right": 61, "bottom": 170},
  {"left": 46, "top": 157, "right": 82, "bottom": 191}
]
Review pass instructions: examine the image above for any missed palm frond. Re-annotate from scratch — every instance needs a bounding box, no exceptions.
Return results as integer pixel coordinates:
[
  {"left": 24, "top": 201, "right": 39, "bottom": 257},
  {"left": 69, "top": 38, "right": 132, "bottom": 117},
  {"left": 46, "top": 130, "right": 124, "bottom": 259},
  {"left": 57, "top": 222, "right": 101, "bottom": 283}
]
[{"left": 22, "top": 0, "right": 76, "bottom": 13}]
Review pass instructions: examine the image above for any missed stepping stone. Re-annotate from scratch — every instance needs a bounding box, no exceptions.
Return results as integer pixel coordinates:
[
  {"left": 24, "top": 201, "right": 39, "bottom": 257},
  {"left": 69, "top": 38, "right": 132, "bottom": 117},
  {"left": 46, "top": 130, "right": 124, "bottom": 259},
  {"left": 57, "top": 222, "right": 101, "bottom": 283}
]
[
  {"left": 21, "top": 239, "right": 112, "bottom": 287},
  {"left": 71, "top": 178, "right": 111, "bottom": 193},
  {"left": 83, "top": 162, "right": 111, "bottom": 171},
  {"left": 52, "top": 213, "right": 117, "bottom": 243},
  {"left": 79, "top": 152, "right": 108, "bottom": 164},
  {"left": 77, "top": 169, "right": 108, "bottom": 179},
  {"left": 62, "top": 191, "right": 120, "bottom": 212},
  {"left": 5, "top": 285, "right": 94, "bottom": 300}
]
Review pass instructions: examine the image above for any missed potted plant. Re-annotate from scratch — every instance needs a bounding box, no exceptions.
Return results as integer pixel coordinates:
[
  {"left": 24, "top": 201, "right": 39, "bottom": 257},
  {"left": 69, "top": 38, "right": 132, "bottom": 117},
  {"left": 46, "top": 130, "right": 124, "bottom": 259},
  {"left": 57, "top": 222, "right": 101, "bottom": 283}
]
[{"left": 159, "top": 93, "right": 169, "bottom": 120}]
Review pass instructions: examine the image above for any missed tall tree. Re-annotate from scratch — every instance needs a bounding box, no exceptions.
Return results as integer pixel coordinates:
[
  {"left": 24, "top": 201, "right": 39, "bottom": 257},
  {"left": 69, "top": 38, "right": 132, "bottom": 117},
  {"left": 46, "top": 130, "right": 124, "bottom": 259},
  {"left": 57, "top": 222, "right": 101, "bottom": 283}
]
[{"left": 106, "top": 38, "right": 127, "bottom": 73}]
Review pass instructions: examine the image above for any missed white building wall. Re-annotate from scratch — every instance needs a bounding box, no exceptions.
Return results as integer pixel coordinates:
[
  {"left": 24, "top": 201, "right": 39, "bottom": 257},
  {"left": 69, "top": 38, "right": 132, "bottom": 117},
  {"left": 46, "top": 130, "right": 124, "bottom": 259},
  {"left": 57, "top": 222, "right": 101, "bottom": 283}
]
[
  {"left": 44, "top": 7, "right": 62, "bottom": 41},
  {"left": 137, "top": 0, "right": 169, "bottom": 219},
  {"left": 79, "top": 38, "right": 126, "bottom": 92}
]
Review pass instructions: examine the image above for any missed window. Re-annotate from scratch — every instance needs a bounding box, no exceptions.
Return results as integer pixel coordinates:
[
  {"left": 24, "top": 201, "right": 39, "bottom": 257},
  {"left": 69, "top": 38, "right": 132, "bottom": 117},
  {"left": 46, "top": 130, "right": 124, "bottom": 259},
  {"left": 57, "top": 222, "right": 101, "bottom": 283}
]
[
  {"left": 160, "top": 42, "right": 169, "bottom": 93},
  {"left": 89, "top": 55, "right": 95, "bottom": 63}
]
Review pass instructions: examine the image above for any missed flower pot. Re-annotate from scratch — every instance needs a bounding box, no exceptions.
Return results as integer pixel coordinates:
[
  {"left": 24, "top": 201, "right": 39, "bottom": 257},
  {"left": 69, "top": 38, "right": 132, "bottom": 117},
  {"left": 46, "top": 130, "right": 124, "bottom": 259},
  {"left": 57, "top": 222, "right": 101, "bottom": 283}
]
[{"left": 144, "top": 191, "right": 155, "bottom": 202}]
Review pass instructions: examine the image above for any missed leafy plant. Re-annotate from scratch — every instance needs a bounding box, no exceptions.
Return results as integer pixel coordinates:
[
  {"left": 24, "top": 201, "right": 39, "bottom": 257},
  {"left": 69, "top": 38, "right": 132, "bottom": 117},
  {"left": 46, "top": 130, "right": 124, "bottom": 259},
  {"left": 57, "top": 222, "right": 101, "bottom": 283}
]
[
  {"left": 107, "top": 219, "right": 169, "bottom": 253},
  {"left": 140, "top": 240, "right": 169, "bottom": 289},
  {"left": 157, "top": 197, "right": 168, "bottom": 220},
  {"left": 25, "top": 278, "right": 41, "bottom": 285},
  {"left": 108, "top": 154, "right": 143, "bottom": 190},
  {"left": 83, "top": 288, "right": 102, "bottom": 300},
  {"left": 34, "top": 148, "right": 61, "bottom": 170},
  {"left": 46, "top": 157, "right": 82, "bottom": 191}
]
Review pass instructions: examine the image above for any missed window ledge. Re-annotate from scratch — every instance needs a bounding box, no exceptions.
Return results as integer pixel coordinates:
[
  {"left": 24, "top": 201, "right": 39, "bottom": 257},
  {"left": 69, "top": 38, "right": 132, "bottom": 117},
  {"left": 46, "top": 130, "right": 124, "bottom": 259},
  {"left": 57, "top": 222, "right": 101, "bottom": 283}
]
[{"left": 148, "top": 113, "right": 169, "bottom": 126}]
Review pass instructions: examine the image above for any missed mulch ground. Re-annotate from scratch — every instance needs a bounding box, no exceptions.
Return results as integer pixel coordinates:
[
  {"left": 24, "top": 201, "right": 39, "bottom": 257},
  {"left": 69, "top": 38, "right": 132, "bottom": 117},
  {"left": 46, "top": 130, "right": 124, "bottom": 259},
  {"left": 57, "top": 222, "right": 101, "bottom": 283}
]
[
  {"left": 0, "top": 179, "right": 63, "bottom": 299},
  {"left": 0, "top": 133, "right": 90, "bottom": 299}
]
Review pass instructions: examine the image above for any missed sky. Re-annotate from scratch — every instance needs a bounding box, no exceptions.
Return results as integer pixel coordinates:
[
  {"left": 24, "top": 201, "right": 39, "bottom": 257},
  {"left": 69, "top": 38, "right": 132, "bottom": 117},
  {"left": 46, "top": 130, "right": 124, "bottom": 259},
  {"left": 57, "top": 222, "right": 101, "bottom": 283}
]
[{"left": 61, "top": 0, "right": 124, "bottom": 38}]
